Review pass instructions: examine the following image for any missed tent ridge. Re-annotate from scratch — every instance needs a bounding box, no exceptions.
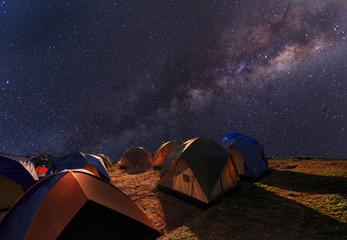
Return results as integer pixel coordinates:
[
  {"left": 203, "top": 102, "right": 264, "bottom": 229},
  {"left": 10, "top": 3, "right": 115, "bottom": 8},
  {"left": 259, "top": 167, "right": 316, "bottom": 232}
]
[{"left": 70, "top": 171, "right": 89, "bottom": 200}]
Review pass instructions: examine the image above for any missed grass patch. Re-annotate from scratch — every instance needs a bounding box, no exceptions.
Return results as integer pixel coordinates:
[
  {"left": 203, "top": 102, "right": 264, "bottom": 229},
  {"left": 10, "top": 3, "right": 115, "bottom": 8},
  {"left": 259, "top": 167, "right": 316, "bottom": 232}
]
[{"left": 163, "top": 226, "right": 197, "bottom": 240}]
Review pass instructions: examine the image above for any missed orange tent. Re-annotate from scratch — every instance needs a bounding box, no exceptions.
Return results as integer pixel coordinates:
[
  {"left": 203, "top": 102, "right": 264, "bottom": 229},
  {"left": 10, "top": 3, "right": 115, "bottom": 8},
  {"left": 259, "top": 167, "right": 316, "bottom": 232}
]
[
  {"left": 0, "top": 169, "right": 161, "bottom": 240},
  {"left": 120, "top": 147, "right": 153, "bottom": 169},
  {"left": 153, "top": 140, "right": 183, "bottom": 169}
]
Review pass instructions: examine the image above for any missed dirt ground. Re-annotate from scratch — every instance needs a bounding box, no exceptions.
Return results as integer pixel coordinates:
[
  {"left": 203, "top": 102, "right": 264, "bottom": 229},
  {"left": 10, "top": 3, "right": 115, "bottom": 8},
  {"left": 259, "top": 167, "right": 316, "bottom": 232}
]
[{"left": 109, "top": 168, "right": 204, "bottom": 233}]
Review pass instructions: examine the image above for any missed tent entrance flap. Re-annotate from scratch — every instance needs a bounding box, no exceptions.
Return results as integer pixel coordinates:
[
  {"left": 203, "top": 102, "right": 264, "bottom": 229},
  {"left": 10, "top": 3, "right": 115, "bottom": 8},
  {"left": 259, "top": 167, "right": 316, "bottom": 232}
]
[
  {"left": 211, "top": 159, "right": 238, "bottom": 201},
  {"left": 159, "top": 158, "right": 208, "bottom": 204}
]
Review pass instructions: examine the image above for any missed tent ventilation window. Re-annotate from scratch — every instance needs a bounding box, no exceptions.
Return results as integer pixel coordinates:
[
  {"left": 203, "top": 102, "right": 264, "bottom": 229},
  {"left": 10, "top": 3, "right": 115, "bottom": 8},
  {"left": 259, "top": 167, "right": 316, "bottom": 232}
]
[{"left": 183, "top": 174, "right": 190, "bottom": 183}]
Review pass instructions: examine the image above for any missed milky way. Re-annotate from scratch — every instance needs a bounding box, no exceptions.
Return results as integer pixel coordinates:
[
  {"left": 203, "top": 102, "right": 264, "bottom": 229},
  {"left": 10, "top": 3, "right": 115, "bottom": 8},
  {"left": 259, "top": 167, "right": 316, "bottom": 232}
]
[{"left": 0, "top": 0, "right": 346, "bottom": 159}]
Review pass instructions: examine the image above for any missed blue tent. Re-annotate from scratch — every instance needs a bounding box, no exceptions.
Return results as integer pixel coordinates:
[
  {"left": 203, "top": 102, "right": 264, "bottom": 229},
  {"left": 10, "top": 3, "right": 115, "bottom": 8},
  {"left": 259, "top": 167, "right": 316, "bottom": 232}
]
[
  {"left": 0, "top": 153, "right": 39, "bottom": 210},
  {"left": 222, "top": 133, "right": 268, "bottom": 178},
  {"left": 222, "top": 133, "right": 258, "bottom": 145},
  {"left": 47, "top": 152, "right": 111, "bottom": 182}
]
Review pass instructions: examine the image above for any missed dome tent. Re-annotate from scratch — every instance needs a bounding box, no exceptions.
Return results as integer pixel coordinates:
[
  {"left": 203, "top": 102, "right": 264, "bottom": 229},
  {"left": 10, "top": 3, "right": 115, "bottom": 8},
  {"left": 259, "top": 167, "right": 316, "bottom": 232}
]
[
  {"left": 0, "top": 153, "right": 38, "bottom": 211},
  {"left": 95, "top": 153, "right": 114, "bottom": 171},
  {"left": 158, "top": 138, "right": 239, "bottom": 208},
  {"left": 153, "top": 140, "right": 183, "bottom": 169},
  {"left": 36, "top": 165, "right": 48, "bottom": 178},
  {"left": 120, "top": 147, "right": 153, "bottom": 169},
  {"left": 0, "top": 169, "right": 161, "bottom": 240},
  {"left": 47, "top": 152, "right": 111, "bottom": 182},
  {"left": 222, "top": 133, "right": 268, "bottom": 179}
]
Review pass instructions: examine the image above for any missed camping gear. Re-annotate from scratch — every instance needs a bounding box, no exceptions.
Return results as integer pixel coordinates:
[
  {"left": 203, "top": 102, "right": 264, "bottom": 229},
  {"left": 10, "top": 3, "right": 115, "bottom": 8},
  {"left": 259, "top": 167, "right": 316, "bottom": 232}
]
[
  {"left": 47, "top": 152, "right": 111, "bottom": 182},
  {"left": 120, "top": 147, "right": 153, "bottom": 169},
  {"left": 153, "top": 140, "right": 183, "bottom": 169},
  {"left": 0, "top": 169, "right": 161, "bottom": 240},
  {"left": 0, "top": 153, "right": 38, "bottom": 211},
  {"left": 222, "top": 133, "right": 268, "bottom": 178},
  {"left": 158, "top": 137, "right": 239, "bottom": 207}
]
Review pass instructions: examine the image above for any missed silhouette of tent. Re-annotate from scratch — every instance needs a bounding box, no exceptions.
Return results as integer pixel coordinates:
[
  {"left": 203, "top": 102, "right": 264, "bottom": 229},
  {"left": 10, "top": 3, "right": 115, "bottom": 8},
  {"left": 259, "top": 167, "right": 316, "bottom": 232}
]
[
  {"left": 158, "top": 138, "right": 239, "bottom": 207},
  {"left": 47, "top": 152, "right": 111, "bottom": 182},
  {"left": 153, "top": 140, "right": 183, "bottom": 169},
  {"left": 0, "top": 153, "right": 38, "bottom": 211},
  {"left": 0, "top": 169, "right": 161, "bottom": 240},
  {"left": 222, "top": 133, "right": 268, "bottom": 178},
  {"left": 120, "top": 147, "right": 153, "bottom": 169}
]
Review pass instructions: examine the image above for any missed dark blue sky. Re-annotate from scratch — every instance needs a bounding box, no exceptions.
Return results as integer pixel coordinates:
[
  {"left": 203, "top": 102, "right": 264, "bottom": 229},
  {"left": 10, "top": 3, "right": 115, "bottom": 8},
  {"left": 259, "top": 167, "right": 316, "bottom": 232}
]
[{"left": 0, "top": 0, "right": 346, "bottom": 159}]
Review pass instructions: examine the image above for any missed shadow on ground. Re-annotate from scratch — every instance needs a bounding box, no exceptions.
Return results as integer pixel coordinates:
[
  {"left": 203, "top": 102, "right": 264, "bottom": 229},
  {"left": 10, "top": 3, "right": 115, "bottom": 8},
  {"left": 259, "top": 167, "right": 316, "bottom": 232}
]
[
  {"left": 186, "top": 185, "right": 347, "bottom": 240},
  {"left": 157, "top": 190, "right": 204, "bottom": 232},
  {"left": 260, "top": 169, "right": 347, "bottom": 196}
]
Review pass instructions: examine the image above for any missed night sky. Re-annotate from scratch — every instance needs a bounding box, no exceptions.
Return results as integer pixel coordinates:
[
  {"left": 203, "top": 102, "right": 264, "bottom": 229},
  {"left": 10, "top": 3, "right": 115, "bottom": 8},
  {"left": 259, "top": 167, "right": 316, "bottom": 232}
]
[{"left": 0, "top": 0, "right": 346, "bottom": 159}]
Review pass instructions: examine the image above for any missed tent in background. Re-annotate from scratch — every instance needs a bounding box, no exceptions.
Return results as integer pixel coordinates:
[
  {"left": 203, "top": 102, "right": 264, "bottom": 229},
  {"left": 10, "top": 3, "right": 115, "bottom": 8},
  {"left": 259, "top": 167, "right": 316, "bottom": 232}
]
[
  {"left": 120, "top": 147, "right": 153, "bottom": 169},
  {"left": 0, "top": 153, "right": 38, "bottom": 211},
  {"left": 222, "top": 133, "right": 268, "bottom": 178},
  {"left": 47, "top": 152, "right": 111, "bottom": 182},
  {"left": 153, "top": 140, "right": 183, "bottom": 169},
  {"left": 95, "top": 153, "right": 114, "bottom": 171},
  {"left": 35, "top": 165, "right": 48, "bottom": 178},
  {"left": 158, "top": 138, "right": 239, "bottom": 207},
  {"left": 0, "top": 169, "right": 161, "bottom": 240}
]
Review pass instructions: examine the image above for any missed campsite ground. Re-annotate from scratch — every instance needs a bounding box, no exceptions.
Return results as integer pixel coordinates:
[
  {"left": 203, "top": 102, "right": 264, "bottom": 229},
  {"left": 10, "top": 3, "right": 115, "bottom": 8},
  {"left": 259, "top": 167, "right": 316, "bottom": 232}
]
[
  {"left": 110, "top": 158, "right": 347, "bottom": 240},
  {"left": 1, "top": 158, "right": 346, "bottom": 239}
]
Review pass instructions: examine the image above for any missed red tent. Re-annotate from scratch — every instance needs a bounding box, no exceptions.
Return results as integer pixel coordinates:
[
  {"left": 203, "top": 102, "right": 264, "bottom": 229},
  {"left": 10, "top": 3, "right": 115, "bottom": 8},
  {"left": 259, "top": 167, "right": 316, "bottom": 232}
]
[{"left": 35, "top": 165, "right": 48, "bottom": 178}]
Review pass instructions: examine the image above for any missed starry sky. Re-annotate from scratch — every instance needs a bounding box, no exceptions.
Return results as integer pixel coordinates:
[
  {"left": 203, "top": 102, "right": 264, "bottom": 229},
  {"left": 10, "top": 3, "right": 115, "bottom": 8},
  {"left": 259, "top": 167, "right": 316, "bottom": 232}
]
[{"left": 0, "top": 0, "right": 346, "bottom": 159}]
